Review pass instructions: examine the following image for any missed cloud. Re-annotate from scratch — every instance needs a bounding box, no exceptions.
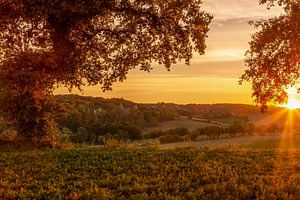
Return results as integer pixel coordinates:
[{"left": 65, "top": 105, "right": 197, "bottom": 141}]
[
  {"left": 211, "top": 17, "right": 252, "bottom": 29},
  {"left": 202, "top": 0, "right": 283, "bottom": 20},
  {"left": 127, "top": 60, "right": 245, "bottom": 79}
]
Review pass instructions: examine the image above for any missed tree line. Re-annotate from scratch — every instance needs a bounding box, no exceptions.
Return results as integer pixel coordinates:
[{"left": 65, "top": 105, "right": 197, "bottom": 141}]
[{"left": 144, "top": 122, "right": 281, "bottom": 144}]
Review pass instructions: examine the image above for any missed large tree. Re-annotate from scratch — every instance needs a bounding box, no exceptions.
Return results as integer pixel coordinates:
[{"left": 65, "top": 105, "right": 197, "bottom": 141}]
[
  {"left": 0, "top": 0, "right": 212, "bottom": 146},
  {"left": 240, "top": 0, "right": 300, "bottom": 111}
]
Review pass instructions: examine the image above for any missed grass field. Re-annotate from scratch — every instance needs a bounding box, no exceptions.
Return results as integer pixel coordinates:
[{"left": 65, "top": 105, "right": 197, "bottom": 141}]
[
  {"left": 213, "top": 117, "right": 244, "bottom": 126},
  {"left": 144, "top": 118, "right": 225, "bottom": 133},
  {"left": 2, "top": 137, "right": 300, "bottom": 199},
  {"left": 246, "top": 134, "right": 300, "bottom": 150}
]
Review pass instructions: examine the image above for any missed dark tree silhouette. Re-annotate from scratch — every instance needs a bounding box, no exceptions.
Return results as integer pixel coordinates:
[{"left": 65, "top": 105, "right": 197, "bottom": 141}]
[
  {"left": 240, "top": 0, "right": 300, "bottom": 111},
  {"left": 0, "top": 0, "right": 212, "bottom": 146}
]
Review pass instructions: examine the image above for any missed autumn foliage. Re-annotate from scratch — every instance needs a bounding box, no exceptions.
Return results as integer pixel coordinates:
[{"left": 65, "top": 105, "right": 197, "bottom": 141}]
[
  {"left": 0, "top": 0, "right": 212, "bottom": 145},
  {"left": 241, "top": 0, "right": 300, "bottom": 110}
]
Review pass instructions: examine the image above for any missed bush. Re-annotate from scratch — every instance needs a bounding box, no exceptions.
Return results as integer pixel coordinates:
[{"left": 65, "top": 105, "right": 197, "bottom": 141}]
[
  {"left": 0, "top": 129, "right": 18, "bottom": 142},
  {"left": 159, "top": 134, "right": 182, "bottom": 144},
  {"left": 145, "top": 128, "right": 190, "bottom": 141},
  {"left": 71, "top": 127, "right": 88, "bottom": 143},
  {"left": 143, "top": 130, "right": 163, "bottom": 139},
  {"left": 167, "top": 128, "right": 190, "bottom": 136},
  {"left": 113, "top": 134, "right": 120, "bottom": 140},
  {"left": 97, "top": 136, "right": 105, "bottom": 145},
  {"left": 58, "top": 134, "right": 71, "bottom": 143},
  {"left": 121, "top": 125, "right": 142, "bottom": 140},
  {"left": 103, "top": 137, "right": 124, "bottom": 148},
  {"left": 189, "top": 131, "right": 200, "bottom": 141},
  {"left": 161, "top": 128, "right": 190, "bottom": 137},
  {"left": 118, "top": 130, "right": 130, "bottom": 141},
  {"left": 60, "top": 127, "right": 73, "bottom": 135},
  {"left": 89, "top": 133, "right": 96, "bottom": 144}
]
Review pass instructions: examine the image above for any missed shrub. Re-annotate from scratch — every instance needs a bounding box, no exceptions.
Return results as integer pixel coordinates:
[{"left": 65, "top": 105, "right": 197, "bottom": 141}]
[
  {"left": 159, "top": 134, "right": 182, "bottom": 144},
  {"left": 121, "top": 125, "right": 142, "bottom": 140},
  {"left": 58, "top": 134, "right": 71, "bottom": 143},
  {"left": 97, "top": 136, "right": 105, "bottom": 145},
  {"left": 118, "top": 130, "right": 130, "bottom": 141},
  {"left": 144, "top": 130, "right": 163, "bottom": 139},
  {"left": 0, "top": 129, "right": 18, "bottom": 142},
  {"left": 70, "top": 127, "right": 88, "bottom": 143},
  {"left": 103, "top": 137, "right": 124, "bottom": 148},
  {"left": 165, "top": 128, "right": 190, "bottom": 136},
  {"left": 189, "top": 132, "right": 199, "bottom": 141}
]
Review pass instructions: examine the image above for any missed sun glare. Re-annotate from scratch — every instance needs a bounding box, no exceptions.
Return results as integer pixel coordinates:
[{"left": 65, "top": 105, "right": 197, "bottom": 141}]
[
  {"left": 286, "top": 87, "right": 298, "bottom": 95},
  {"left": 284, "top": 87, "right": 300, "bottom": 110},
  {"left": 285, "top": 97, "right": 300, "bottom": 110}
]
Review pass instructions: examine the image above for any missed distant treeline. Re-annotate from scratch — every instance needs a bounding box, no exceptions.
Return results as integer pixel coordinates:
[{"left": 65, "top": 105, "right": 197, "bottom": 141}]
[
  {"left": 52, "top": 95, "right": 284, "bottom": 144},
  {"left": 0, "top": 94, "right": 285, "bottom": 144},
  {"left": 144, "top": 123, "right": 281, "bottom": 144}
]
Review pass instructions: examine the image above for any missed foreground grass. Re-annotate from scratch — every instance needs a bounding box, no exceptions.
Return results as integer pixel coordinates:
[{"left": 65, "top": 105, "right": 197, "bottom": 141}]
[{"left": 1, "top": 145, "right": 300, "bottom": 199}]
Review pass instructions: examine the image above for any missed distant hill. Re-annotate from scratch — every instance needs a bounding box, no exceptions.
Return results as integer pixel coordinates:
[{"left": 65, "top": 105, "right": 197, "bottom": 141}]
[
  {"left": 55, "top": 95, "right": 289, "bottom": 126},
  {"left": 1, "top": 94, "right": 294, "bottom": 145},
  {"left": 52, "top": 95, "right": 300, "bottom": 144}
]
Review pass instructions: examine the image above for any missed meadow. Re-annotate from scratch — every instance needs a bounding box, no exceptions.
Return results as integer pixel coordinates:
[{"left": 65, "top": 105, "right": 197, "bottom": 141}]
[
  {"left": 1, "top": 137, "right": 300, "bottom": 199},
  {"left": 144, "top": 117, "right": 227, "bottom": 133}
]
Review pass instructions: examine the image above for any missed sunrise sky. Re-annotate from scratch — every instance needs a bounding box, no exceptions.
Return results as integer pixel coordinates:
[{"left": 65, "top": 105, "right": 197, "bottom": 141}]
[{"left": 55, "top": 0, "right": 284, "bottom": 104}]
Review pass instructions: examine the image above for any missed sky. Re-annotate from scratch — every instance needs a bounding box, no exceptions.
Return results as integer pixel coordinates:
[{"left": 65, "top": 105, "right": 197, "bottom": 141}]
[{"left": 55, "top": 0, "right": 284, "bottom": 105}]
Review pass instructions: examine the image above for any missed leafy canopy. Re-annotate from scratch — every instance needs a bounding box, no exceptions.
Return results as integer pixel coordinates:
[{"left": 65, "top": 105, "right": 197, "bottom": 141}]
[
  {"left": 0, "top": 0, "right": 212, "bottom": 144},
  {"left": 0, "top": 0, "right": 212, "bottom": 90},
  {"left": 240, "top": 0, "right": 300, "bottom": 110}
]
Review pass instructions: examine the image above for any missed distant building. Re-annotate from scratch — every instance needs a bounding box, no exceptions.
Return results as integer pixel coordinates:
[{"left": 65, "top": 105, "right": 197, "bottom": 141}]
[{"left": 93, "top": 107, "right": 103, "bottom": 114}]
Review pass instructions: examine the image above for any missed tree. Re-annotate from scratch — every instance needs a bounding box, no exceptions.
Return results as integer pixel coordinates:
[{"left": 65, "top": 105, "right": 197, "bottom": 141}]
[
  {"left": 0, "top": 0, "right": 212, "bottom": 146},
  {"left": 73, "top": 127, "right": 88, "bottom": 143},
  {"left": 0, "top": 53, "right": 60, "bottom": 145},
  {"left": 245, "top": 123, "right": 255, "bottom": 136},
  {"left": 240, "top": 0, "right": 300, "bottom": 111}
]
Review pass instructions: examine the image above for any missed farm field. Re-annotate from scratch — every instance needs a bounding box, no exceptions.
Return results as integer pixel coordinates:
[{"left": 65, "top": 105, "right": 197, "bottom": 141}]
[
  {"left": 2, "top": 136, "right": 300, "bottom": 199},
  {"left": 1, "top": 0, "right": 300, "bottom": 199},
  {"left": 158, "top": 134, "right": 283, "bottom": 149},
  {"left": 213, "top": 117, "right": 245, "bottom": 126},
  {"left": 143, "top": 118, "right": 226, "bottom": 133},
  {"left": 247, "top": 110, "right": 300, "bottom": 128},
  {"left": 143, "top": 113, "right": 293, "bottom": 135},
  {"left": 159, "top": 134, "right": 300, "bottom": 150}
]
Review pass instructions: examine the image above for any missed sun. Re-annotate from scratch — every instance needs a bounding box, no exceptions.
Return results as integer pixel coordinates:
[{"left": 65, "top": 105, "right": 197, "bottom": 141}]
[
  {"left": 285, "top": 97, "right": 300, "bottom": 110},
  {"left": 284, "top": 87, "right": 300, "bottom": 110}
]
